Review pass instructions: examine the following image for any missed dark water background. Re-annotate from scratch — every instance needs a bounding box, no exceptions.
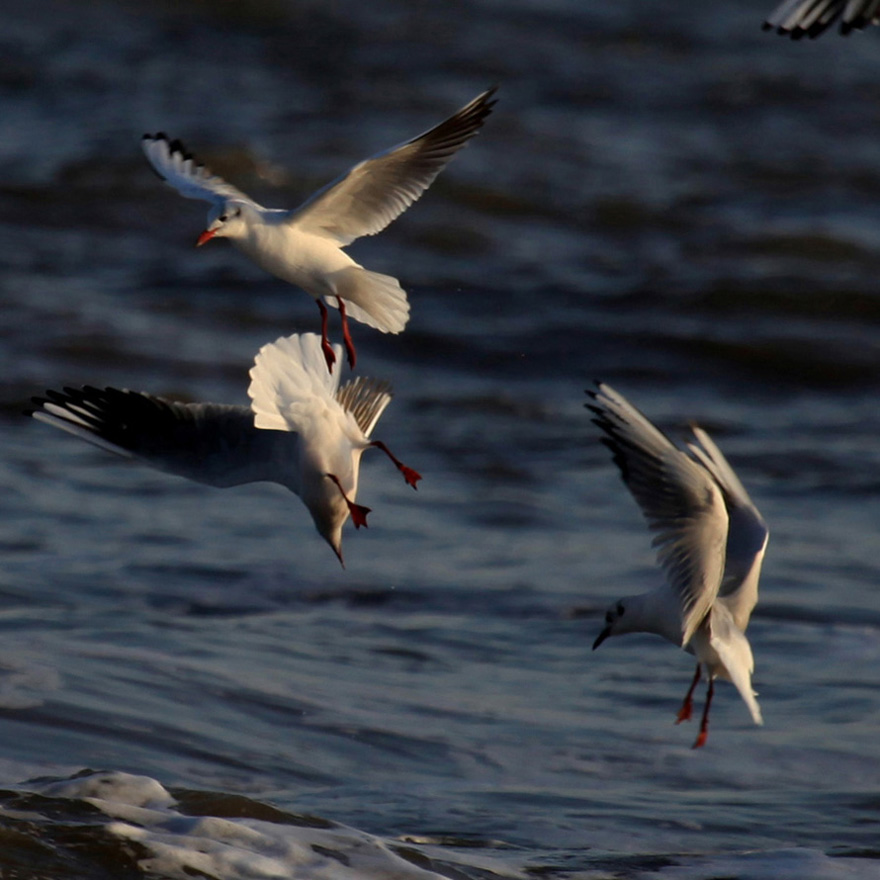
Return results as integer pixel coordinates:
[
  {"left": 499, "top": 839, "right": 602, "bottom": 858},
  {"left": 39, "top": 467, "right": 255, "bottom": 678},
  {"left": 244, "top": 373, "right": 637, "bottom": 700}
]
[{"left": 1, "top": 0, "right": 880, "bottom": 876}]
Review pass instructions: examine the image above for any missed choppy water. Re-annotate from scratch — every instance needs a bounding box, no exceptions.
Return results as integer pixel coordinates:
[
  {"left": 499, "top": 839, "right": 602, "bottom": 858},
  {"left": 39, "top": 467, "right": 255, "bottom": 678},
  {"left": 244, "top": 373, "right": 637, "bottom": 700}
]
[{"left": 2, "top": 0, "right": 880, "bottom": 876}]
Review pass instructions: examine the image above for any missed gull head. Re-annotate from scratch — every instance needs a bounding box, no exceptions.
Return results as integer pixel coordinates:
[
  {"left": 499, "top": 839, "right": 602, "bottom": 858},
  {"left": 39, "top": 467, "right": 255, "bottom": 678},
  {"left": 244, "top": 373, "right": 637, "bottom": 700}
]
[
  {"left": 592, "top": 600, "right": 628, "bottom": 650},
  {"left": 310, "top": 502, "right": 346, "bottom": 569},
  {"left": 302, "top": 473, "right": 362, "bottom": 569},
  {"left": 197, "top": 200, "right": 250, "bottom": 246}
]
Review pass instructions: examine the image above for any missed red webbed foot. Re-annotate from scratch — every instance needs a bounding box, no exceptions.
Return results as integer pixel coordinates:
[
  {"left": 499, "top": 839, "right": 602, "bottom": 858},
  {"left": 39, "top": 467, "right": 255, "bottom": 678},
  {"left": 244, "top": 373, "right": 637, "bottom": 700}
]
[
  {"left": 348, "top": 501, "right": 371, "bottom": 529},
  {"left": 327, "top": 474, "right": 371, "bottom": 528},
  {"left": 370, "top": 440, "right": 421, "bottom": 489},
  {"left": 675, "top": 699, "right": 693, "bottom": 725}
]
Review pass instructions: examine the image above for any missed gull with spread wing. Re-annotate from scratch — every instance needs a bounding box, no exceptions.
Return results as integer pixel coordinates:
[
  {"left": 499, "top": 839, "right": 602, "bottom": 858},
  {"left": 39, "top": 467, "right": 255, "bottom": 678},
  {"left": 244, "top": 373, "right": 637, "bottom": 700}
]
[
  {"left": 142, "top": 88, "right": 497, "bottom": 372},
  {"left": 28, "top": 333, "right": 420, "bottom": 566},
  {"left": 587, "top": 383, "right": 769, "bottom": 748}
]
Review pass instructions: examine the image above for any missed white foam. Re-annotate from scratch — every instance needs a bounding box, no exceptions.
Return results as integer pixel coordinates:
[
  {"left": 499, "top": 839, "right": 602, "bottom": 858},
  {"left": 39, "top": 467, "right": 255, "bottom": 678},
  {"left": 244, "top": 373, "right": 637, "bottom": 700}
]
[
  {"left": 18, "top": 771, "right": 879, "bottom": 880},
  {"left": 35, "top": 770, "right": 175, "bottom": 810},
  {"left": 29, "top": 771, "right": 449, "bottom": 880}
]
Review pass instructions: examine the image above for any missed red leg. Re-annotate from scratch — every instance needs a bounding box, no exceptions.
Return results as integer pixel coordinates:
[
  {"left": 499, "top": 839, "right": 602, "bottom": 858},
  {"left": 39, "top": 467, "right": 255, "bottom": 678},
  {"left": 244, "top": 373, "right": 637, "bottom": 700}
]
[
  {"left": 326, "top": 474, "right": 371, "bottom": 528},
  {"left": 337, "top": 298, "right": 357, "bottom": 371},
  {"left": 676, "top": 663, "right": 702, "bottom": 724},
  {"left": 317, "top": 300, "right": 336, "bottom": 373},
  {"left": 370, "top": 440, "right": 421, "bottom": 489},
  {"left": 692, "top": 678, "right": 714, "bottom": 749}
]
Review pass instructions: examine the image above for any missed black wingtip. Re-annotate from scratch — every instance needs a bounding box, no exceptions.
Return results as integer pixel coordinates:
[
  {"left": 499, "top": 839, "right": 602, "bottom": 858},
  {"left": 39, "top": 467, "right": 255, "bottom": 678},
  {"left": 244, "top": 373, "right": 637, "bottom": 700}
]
[
  {"left": 482, "top": 84, "right": 500, "bottom": 106},
  {"left": 584, "top": 380, "right": 604, "bottom": 400},
  {"left": 143, "top": 132, "right": 197, "bottom": 164}
]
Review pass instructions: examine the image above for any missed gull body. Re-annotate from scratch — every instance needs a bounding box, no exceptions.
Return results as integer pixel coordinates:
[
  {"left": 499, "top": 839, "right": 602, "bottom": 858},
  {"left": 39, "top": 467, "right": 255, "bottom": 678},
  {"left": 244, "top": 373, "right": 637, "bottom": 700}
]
[
  {"left": 142, "top": 88, "right": 497, "bottom": 371},
  {"left": 764, "top": 0, "right": 880, "bottom": 37},
  {"left": 28, "top": 333, "right": 420, "bottom": 565},
  {"left": 587, "top": 383, "right": 769, "bottom": 748}
]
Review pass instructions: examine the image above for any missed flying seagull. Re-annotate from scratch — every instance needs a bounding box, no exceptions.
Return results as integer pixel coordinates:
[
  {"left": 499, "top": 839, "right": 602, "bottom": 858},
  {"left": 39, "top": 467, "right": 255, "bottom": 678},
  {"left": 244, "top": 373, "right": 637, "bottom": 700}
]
[
  {"left": 142, "top": 88, "right": 497, "bottom": 372},
  {"left": 587, "top": 382, "right": 769, "bottom": 748},
  {"left": 28, "top": 333, "right": 420, "bottom": 566}
]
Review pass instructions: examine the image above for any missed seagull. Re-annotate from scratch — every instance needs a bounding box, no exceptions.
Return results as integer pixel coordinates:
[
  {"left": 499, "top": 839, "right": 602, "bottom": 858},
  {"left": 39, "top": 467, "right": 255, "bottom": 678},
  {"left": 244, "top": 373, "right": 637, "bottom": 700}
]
[
  {"left": 586, "top": 383, "right": 769, "bottom": 748},
  {"left": 27, "top": 333, "right": 421, "bottom": 566},
  {"left": 763, "top": 0, "right": 880, "bottom": 37},
  {"left": 142, "top": 87, "right": 498, "bottom": 373}
]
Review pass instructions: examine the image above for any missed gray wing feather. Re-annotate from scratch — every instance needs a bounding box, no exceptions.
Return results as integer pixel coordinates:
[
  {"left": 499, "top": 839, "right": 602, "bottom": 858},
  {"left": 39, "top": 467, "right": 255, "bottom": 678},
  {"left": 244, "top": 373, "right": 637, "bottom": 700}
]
[
  {"left": 688, "top": 427, "right": 769, "bottom": 629},
  {"left": 287, "top": 88, "right": 497, "bottom": 245},
  {"left": 587, "top": 384, "right": 729, "bottom": 647},
  {"left": 29, "top": 386, "right": 297, "bottom": 490}
]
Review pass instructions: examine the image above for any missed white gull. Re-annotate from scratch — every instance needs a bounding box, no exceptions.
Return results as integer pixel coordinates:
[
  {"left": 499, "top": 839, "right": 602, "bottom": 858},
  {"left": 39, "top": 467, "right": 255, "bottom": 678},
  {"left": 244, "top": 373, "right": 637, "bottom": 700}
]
[
  {"left": 587, "top": 382, "right": 769, "bottom": 748},
  {"left": 28, "top": 333, "right": 420, "bottom": 566},
  {"left": 142, "top": 88, "right": 497, "bottom": 372}
]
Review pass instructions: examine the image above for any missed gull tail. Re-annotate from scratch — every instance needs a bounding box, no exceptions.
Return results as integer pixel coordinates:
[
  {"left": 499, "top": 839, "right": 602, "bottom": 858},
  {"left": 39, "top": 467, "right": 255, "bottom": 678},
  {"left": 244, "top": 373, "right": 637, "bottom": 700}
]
[
  {"left": 327, "top": 267, "right": 410, "bottom": 335},
  {"left": 248, "top": 332, "right": 342, "bottom": 432},
  {"left": 710, "top": 618, "right": 763, "bottom": 727},
  {"left": 336, "top": 377, "right": 392, "bottom": 438}
]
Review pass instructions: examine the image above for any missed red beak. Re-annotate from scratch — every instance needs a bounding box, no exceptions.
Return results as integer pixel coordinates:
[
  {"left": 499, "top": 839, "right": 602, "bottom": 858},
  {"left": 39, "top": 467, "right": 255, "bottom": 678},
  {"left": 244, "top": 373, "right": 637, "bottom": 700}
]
[{"left": 196, "top": 229, "right": 216, "bottom": 247}]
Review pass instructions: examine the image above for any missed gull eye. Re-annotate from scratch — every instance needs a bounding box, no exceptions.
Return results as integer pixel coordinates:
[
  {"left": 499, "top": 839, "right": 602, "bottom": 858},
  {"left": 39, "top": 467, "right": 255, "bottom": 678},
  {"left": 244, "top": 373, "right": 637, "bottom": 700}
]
[{"left": 218, "top": 214, "right": 228, "bottom": 223}]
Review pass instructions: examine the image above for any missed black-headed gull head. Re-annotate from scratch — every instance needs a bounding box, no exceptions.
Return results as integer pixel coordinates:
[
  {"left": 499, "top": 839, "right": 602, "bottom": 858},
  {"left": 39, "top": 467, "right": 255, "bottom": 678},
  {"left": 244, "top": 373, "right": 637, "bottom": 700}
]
[
  {"left": 197, "top": 200, "right": 252, "bottom": 247},
  {"left": 592, "top": 599, "right": 629, "bottom": 650}
]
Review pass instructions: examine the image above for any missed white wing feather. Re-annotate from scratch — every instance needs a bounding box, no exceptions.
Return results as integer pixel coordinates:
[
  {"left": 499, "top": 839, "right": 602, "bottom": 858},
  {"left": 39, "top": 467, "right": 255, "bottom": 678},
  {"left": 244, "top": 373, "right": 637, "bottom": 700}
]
[
  {"left": 142, "top": 134, "right": 263, "bottom": 208},
  {"left": 589, "top": 384, "right": 729, "bottom": 647},
  {"left": 687, "top": 426, "right": 769, "bottom": 629}
]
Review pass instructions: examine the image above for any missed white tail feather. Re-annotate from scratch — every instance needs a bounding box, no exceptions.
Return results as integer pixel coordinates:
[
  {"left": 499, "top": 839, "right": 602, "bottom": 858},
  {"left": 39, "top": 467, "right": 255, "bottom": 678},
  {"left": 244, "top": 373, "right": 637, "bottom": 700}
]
[
  {"left": 336, "top": 377, "right": 392, "bottom": 437},
  {"left": 248, "top": 333, "right": 342, "bottom": 433},
  {"left": 326, "top": 267, "right": 410, "bottom": 334},
  {"left": 710, "top": 622, "right": 763, "bottom": 726}
]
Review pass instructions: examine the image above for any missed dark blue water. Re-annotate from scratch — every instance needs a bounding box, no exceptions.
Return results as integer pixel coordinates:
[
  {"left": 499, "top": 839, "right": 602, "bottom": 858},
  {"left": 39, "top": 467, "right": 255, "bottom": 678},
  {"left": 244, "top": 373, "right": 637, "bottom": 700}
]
[{"left": 1, "top": 0, "right": 879, "bottom": 876}]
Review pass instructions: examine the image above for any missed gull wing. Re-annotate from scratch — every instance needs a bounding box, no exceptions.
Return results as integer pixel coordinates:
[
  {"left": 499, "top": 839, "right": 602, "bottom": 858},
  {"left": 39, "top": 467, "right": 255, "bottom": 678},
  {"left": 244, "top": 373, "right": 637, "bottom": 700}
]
[
  {"left": 28, "top": 386, "right": 293, "bottom": 489},
  {"left": 764, "top": 0, "right": 880, "bottom": 36},
  {"left": 142, "top": 133, "right": 263, "bottom": 208},
  {"left": 336, "top": 377, "right": 392, "bottom": 438},
  {"left": 587, "top": 384, "right": 729, "bottom": 647},
  {"left": 286, "top": 87, "right": 497, "bottom": 246},
  {"left": 248, "top": 332, "right": 347, "bottom": 435},
  {"left": 688, "top": 427, "right": 769, "bottom": 631}
]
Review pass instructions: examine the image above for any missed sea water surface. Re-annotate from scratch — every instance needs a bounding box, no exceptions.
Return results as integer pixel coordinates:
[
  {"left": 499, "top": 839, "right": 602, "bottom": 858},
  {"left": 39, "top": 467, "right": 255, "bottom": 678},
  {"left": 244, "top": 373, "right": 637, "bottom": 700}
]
[{"left": 1, "top": 0, "right": 880, "bottom": 877}]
